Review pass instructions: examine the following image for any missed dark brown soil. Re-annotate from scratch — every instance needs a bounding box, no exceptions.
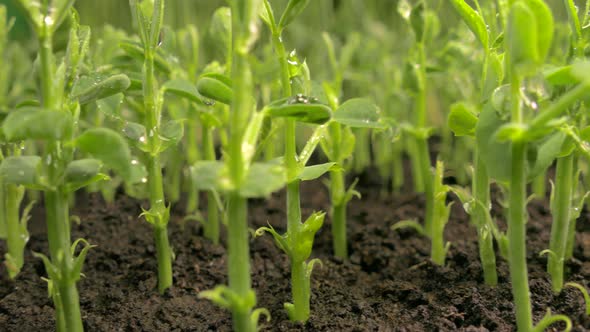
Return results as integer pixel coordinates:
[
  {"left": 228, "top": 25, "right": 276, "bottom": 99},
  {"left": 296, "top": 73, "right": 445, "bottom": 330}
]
[{"left": 1, "top": 171, "right": 590, "bottom": 331}]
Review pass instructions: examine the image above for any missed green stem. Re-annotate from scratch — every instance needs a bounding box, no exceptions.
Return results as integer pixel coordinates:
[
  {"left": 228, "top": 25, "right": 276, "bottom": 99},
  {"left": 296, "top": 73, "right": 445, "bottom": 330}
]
[
  {"left": 147, "top": 155, "right": 173, "bottom": 294},
  {"left": 548, "top": 154, "right": 574, "bottom": 293},
  {"left": 154, "top": 224, "right": 172, "bottom": 293},
  {"left": 227, "top": 191, "right": 253, "bottom": 332},
  {"left": 330, "top": 169, "right": 347, "bottom": 258},
  {"left": 532, "top": 173, "right": 546, "bottom": 199},
  {"left": 473, "top": 153, "right": 498, "bottom": 286},
  {"left": 290, "top": 259, "right": 309, "bottom": 321},
  {"left": 392, "top": 143, "right": 404, "bottom": 192},
  {"left": 45, "top": 189, "right": 83, "bottom": 332},
  {"left": 407, "top": 129, "right": 424, "bottom": 192},
  {"left": 185, "top": 118, "right": 200, "bottom": 214},
  {"left": 416, "top": 137, "right": 434, "bottom": 237},
  {"left": 0, "top": 178, "right": 6, "bottom": 239},
  {"left": 508, "top": 141, "right": 533, "bottom": 332},
  {"left": 203, "top": 125, "right": 219, "bottom": 244},
  {"left": 5, "top": 184, "right": 25, "bottom": 278}
]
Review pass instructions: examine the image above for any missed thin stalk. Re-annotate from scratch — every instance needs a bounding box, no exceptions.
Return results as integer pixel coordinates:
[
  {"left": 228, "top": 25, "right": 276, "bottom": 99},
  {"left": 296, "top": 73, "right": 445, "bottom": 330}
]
[
  {"left": 532, "top": 174, "right": 546, "bottom": 199},
  {"left": 330, "top": 168, "right": 347, "bottom": 258},
  {"left": 548, "top": 154, "right": 574, "bottom": 293},
  {"left": 185, "top": 118, "right": 200, "bottom": 214},
  {"left": 39, "top": 27, "right": 83, "bottom": 332},
  {"left": 416, "top": 137, "right": 434, "bottom": 237},
  {"left": 5, "top": 184, "right": 24, "bottom": 277},
  {"left": 0, "top": 177, "right": 6, "bottom": 239},
  {"left": 143, "top": 27, "right": 173, "bottom": 292},
  {"left": 203, "top": 125, "right": 219, "bottom": 244},
  {"left": 507, "top": 72, "right": 532, "bottom": 332},
  {"left": 508, "top": 141, "right": 533, "bottom": 332},
  {"left": 473, "top": 153, "right": 498, "bottom": 286},
  {"left": 45, "top": 189, "right": 82, "bottom": 332},
  {"left": 227, "top": 191, "right": 252, "bottom": 332},
  {"left": 392, "top": 142, "right": 404, "bottom": 192},
  {"left": 271, "top": 17, "right": 313, "bottom": 320}
]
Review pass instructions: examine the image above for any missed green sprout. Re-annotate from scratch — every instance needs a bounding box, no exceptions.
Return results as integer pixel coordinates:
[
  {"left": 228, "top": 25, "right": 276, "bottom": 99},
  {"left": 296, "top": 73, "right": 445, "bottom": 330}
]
[{"left": 3, "top": 1, "right": 133, "bottom": 331}]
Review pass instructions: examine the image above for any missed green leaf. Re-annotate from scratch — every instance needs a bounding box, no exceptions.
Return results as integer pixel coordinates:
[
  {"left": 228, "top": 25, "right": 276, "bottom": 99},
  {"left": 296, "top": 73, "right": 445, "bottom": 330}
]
[
  {"left": 96, "top": 93, "right": 125, "bottom": 120},
  {"left": 475, "top": 103, "right": 512, "bottom": 182},
  {"left": 119, "top": 40, "right": 172, "bottom": 74},
  {"left": 449, "top": 0, "right": 488, "bottom": 48},
  {"left": 209, "top": 7, "right": 232, "bottom": 59},
  {"left": 527, "top": 0, "right": 553, "bottom": 62},
  {"left": 410, "top": 1, "right": 425, "bottom": 41},
  {"left": 333, "top": 98, "right": 387, "bottom": 129},
  {"left": 69, "top": 238, "right": 96, "bottom": 282},
  {"left": 240, "top": 162, "right": 286, "bottom": 198},
  {"left": 264, "top": 96, "right": 332, "bottom": 125},
  {"left": 159, "top": 120, "right": 184, "bottom": 152},
  {"left": 448, "top": 102, "right": 478, "bottom": 136},
  {"left": 3, "top": 107, "right": 73, "bottom": 142},
  {"left": 529, "top": 132, "right": 568, "bottom": 179},
  {"left": 64, "top": 159, "right": 108, "bottom": 192},
  {"left": 161, "top": 79, "right": 203, "bottom": 104},
  {"left": 0, "top": 156, "right": 44, "bottom": 188},
  {"left": 278, "top": 0, "right": 311, "bottom": 29},
  {"left": 293, "top": 212, "right": 325, "bottom": 261},
  {"left": 76, "top": 128, "right": 133, "bottom": 181},
  {"left": 190, "top": 161, "right": 226, "bottom": 192},
  {"left": 71, "top": 74, "right": 131, "bottom": 105},
  {"left": 296, "top": 162, "right": 337, "bottom": 181},
  {"left": 196, "top": 74, "right": 233, "bottom": 105},
  {"left": 506, "top": 2, "right": 539, "bottom": 70}
]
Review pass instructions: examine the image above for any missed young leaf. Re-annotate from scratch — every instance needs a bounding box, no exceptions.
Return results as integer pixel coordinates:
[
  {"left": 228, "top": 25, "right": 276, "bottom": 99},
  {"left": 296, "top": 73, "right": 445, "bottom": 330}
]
[
  {"left": 190, "top": 161, "right": 226, "bottom": 192},
  {"left": 527, "top": 0, "right": 553, "bottom": 62},
  {"left": 75, "top": 128, "right": 133, "bottom": 180},
  {"left": 506, "top": 2, "right": 539, "bottom": 70},
  {"left": 333, "top": 98, "right": 387, "bottom": 129},
  {"left": 278, "top": 0, "right": 311, "bottom": 29},
  {"left": 3, "top": 107, "right": 73, "bottom": 142},
  {"left": 159, "top": 120, "right": 184, "bottom": 152},
  {"left": 119, "top": 40, "right": 172, "bottom": 74},
  {"left": 196, "top": 74, "right": 233, "bottom": 105},
  {"left": 0, "top": 156, "right": 43, "bottom": 188},
  {"left": 65, "top": 159, "right": 103, "bottom": 183},
  {"left": 293, "top": 212, "right": 325, "bottom": 262},
  {"left": 410, "top": 1, "right": 425, "bottom": 41},
  {"left": 161, "top": 79, "right": 204, "bottom": 104},
  {"left": 96, "top": 93, "right": 125, "bottom": 120},
  {"left": 264, "top": 96, "right": 332, "bottom": 125},
  {"left": 449, "top": 0, "right": 488, "bottom": 48},
  {"left": 71, "top": 74, "right": 131, "bottom": 105},
  {"left": 296, "top": 162, "right": 337, "bottom": 181},
  {"left": 448, "top": 102, "right": 478, "bottom": 136},
  {"left": 240, "top": 162, "right": 286, "bottom": 198},
  {"left": 475, "top": 103, "right": 512, "bottom": 182},
  {"left": 209, "top": 7, "right": 232, "bottom": 60}
]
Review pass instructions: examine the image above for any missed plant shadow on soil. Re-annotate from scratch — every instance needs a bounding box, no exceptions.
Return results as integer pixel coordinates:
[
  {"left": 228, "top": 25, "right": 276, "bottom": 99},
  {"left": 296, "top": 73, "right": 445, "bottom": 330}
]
[{"left": 2, "top": 167, "right": 590, "bottom": 331}]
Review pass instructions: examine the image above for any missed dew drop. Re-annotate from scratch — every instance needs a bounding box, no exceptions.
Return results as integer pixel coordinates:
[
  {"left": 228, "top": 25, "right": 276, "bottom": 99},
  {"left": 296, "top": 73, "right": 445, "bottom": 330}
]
[{"left": 141, "top": 177, "right": 148, "bottom": 183}]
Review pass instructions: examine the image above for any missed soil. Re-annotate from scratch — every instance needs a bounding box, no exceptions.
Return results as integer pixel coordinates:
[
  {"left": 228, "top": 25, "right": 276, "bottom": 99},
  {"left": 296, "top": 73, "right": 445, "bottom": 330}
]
[{"left": 1, "top": 168, "right": 590, "bottom": 331}]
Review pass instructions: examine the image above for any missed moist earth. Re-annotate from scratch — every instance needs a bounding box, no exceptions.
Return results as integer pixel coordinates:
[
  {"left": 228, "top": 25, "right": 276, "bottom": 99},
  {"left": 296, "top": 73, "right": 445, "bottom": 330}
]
[{"left": 1, "top": 169, "right": 590, "bottom": 331}]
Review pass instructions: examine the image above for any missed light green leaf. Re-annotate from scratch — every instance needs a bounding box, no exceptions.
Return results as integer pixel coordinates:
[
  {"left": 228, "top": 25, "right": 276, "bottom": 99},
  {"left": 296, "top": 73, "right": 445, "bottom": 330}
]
[
  {"left": 191, "top": 161, "right": 226, "bottom": 192},
  {"left": 506, "top": 2, "right": 538, "bottom": 70},
  {"left": 278, "top": 0, "right": 311, "bottom": 29},
  {"left": 197, "top": 73, "right": 233, "bottom": 105},
  {"left": 448, "top": 102, "right": 478, "bottom": 136},
  {"left": 161, "top": 79, "right": 203, "bottom": 104},
  {"left": 64, "top": 159, "right": 108, "bottom": 192},
  {"left": 265, "top": 96, "right": 332, "bottom": 125},
  {"left": 71, "top": 74, "right": 131, "bottom": 105},
  {"left": 449, "top": 0, "right": 488, "bottom": 48},
  {"left": 333, "top": 98, "right": 387, "bottom": 129},
  {"left": 240, "top": 162, "right": 286, "bottom": 198},
  {"left": 296, "top": 162, "right": 337, "bottom": 181},
  {"left": 159, "top": 120, "right": 184, "bottom": 152},
  {"left": 76, "top": 128, "right": 133, "bottom": 181},
  {"left": 0, "top": 156, "right": 44, "bottom": 188},
  {"left": 3, "top": 107, "right": 73, "bottom": 142}
]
